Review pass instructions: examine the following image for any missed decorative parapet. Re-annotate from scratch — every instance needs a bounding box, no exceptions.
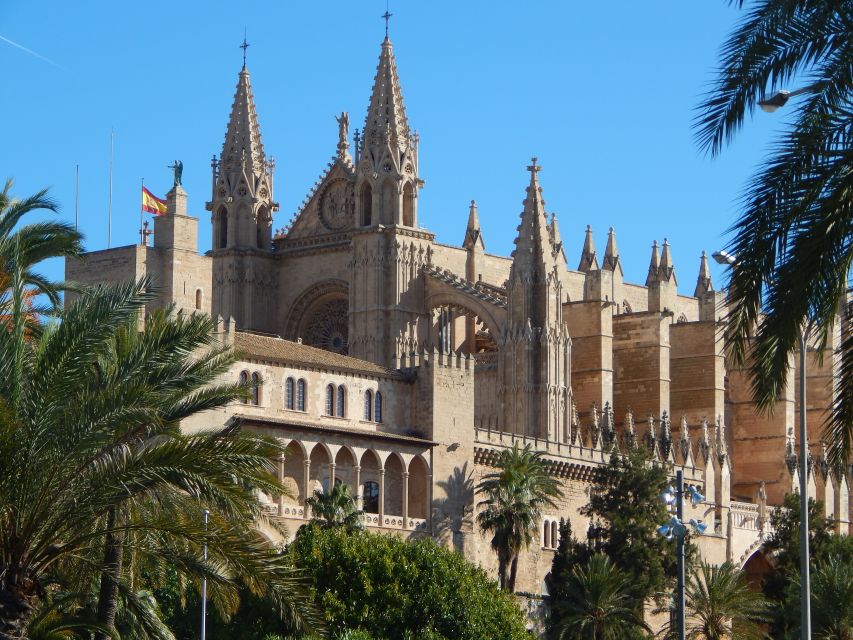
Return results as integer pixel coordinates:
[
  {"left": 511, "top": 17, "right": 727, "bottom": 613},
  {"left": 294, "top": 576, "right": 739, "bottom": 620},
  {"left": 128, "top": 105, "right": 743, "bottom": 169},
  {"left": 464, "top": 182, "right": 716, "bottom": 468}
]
[{"left": 421, "top": 265, "right": 508, "bottom": 308}]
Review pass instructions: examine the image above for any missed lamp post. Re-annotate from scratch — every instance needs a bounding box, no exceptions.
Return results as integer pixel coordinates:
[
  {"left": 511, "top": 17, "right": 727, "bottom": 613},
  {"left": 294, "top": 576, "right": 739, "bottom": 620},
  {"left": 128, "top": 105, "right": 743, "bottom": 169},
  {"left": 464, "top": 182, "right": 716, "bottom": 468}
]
[
  {"left": 712, "top": 249, "right": 811, "bottom": 638},
  {"left": 201, "top": 508, "right": 209, "bottom": 640}
]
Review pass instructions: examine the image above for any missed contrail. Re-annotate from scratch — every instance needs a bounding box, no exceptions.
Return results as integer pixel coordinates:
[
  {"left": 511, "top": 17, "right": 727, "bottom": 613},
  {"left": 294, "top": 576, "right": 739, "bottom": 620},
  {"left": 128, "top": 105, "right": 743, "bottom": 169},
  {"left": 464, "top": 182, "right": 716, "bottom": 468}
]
[{"left": 0, "top": 34, "right": 64, "bottom": 69}]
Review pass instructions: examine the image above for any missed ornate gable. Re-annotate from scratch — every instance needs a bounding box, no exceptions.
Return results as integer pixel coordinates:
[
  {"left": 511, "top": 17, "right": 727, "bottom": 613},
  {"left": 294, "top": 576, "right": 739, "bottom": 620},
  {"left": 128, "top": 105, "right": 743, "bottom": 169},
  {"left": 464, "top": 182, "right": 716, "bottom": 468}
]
[{"left": 279, "top": 159, "right": 356, "bottom": 240}]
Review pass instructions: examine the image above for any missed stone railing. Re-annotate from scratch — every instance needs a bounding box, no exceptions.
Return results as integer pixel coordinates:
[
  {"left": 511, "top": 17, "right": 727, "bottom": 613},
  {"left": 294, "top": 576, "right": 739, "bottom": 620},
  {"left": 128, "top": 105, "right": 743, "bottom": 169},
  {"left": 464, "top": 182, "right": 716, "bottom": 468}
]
[
  {"left": 362, "top": 513, "right": 429, "bottom": 531},
  {"left": 730, "top": 500, "right": 760, "bottom": 531}
]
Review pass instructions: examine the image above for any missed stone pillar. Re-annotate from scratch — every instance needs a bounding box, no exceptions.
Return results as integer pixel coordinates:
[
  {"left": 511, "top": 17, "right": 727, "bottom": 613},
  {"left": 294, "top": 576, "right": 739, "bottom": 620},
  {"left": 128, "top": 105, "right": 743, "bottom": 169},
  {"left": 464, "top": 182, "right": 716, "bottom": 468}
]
[
  {"left": 303, "top": 459, "right": 312, "bottom": 519},
  {"left": 354, "top": 465, "right": 363, "bottom": 511},
  {"left": 329, "top": 462, "right": 336, "bottom": 489},
  {"left": 402, "top": 471, "right": 410, "bottom": 528},
  {"left": 378, "top": 468, "right": 386, "bottom": 523},
  {"left": 277, "top": 453, "right": 285, "bottom": 516}
]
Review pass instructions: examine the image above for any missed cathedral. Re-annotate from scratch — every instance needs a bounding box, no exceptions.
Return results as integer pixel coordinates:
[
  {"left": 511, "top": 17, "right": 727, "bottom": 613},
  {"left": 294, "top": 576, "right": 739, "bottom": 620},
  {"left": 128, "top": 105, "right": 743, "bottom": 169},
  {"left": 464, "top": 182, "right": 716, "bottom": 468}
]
[{"left": 67, "top": 32, "right": 850, "bottom": 616}]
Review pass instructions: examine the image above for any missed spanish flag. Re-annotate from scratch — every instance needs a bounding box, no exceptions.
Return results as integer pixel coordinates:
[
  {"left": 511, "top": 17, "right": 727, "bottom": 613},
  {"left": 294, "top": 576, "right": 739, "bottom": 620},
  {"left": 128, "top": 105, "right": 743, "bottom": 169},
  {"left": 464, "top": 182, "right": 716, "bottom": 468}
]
[{"left": 142, "top": 187, "right": 167, "bottom": 215}]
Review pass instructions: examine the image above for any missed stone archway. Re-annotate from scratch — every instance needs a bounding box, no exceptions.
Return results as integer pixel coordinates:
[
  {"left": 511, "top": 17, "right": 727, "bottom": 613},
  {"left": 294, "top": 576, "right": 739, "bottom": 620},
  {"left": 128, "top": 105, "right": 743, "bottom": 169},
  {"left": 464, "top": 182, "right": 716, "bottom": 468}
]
[{"left": 284, "top": 280, "right": 350, "bottom": 355}]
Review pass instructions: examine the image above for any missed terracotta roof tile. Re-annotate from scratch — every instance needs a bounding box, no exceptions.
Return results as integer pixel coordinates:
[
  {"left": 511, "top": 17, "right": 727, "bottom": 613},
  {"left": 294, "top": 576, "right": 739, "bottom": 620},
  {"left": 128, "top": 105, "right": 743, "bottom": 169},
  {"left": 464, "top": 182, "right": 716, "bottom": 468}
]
[{"left": 233, "top": 332, "right": 404, "bottom": 379}]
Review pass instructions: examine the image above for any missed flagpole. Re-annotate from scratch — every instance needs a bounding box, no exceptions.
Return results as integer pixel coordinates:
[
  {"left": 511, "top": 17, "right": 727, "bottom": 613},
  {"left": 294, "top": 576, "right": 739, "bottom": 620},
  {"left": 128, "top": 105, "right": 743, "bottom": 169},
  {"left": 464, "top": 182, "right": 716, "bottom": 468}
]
[
  {"left": 108, "top": 128, "right": 114, "bottom": 248},
  {"left": 75, "top": 164, "right": 79, "bottom": 231},
  {"left": 140, "top": 178, "right": 144, "bottom": 246}
]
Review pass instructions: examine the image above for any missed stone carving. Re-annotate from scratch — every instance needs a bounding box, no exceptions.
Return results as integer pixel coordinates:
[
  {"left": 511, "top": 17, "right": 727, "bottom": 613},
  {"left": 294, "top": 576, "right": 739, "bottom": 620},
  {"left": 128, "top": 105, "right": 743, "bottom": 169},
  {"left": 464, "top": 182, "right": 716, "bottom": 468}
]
[
  {"left": 303, "top": 298, "right": 349, "bottom": 354},
  {"left": 319, "top": 179, "right": 355, "bottom": 231},
  {"left": 168, "top": 160, "right": 183, "bottom": 186}
]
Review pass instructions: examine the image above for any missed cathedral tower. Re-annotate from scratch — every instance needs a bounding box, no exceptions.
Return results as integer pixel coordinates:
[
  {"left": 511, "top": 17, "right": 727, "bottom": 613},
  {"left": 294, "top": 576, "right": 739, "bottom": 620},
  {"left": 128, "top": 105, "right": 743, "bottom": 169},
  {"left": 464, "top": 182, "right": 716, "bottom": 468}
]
[
  {"left": 207, "top": 51, "right": 279, "bottom": 330},
  {"left": 499, "top": 160, "right": 571, "bottom": 440}
]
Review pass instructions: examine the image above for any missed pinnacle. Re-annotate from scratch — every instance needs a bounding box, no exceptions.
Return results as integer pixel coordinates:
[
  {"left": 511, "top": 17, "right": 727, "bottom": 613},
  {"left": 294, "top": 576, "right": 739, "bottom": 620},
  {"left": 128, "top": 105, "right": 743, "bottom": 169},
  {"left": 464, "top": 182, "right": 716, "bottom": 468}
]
[
  {"left": 549, "top": 213, "right": 566, "bottom": 264},
  {"left": 363, "top": 36, "right": 411, "bottom": 154},
  {"left": 603, "top": 227, "right": 620, "bottom": 271},
  {"left": 220, "top": 65, "right": 266, "bottom": 173},
  {"left": 694, "top": 250, "right": 714, "bottom": 297},
  {"left": 510, "top": 159, "right": 556, "bottom": 275},
  {"left": 659, "top": 238, "right": 677, "bottom": 283},
  {"left": 645, "top": 240, "right": 660, "bottom": 286},
  {"left": 464, "top": 200, "right": 484, "bottom": 250},
  {"left": 578, "top": 225, "right": 598, "bottom": 272}
]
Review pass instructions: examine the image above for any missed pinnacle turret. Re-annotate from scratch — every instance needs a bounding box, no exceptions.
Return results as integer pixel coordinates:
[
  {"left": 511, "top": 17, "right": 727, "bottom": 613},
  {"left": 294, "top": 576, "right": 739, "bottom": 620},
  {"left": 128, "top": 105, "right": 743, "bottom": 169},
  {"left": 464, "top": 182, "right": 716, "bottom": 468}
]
[
  {"left": 645, "top": 240, "right": 660, "bottom": 286},
  {"left": 220, "top": 66, "right": 266, "bottom": 173},
  {"left": 464, "top": 200, "right": 484, "bottom": 250},
  {"left": 363, "top": 37, "right": 411, "bottom": 156},
  {"left": 603, "top": 227, "right": 620, "bottom": 272},
  {"left": 549, "top": 213, "right": 566, "bottom": 264},
  {"left": 659, "top": 238, "right": 676, "bottom": 282},
  {"left": 510, "top": 158, "right": 557, "bottom": 276},
  {"left": 578, "top": 225, "right": 599, "bottom": 272},
  {"left": 694, "top": 250, "right": 713, "bottom": 297}
]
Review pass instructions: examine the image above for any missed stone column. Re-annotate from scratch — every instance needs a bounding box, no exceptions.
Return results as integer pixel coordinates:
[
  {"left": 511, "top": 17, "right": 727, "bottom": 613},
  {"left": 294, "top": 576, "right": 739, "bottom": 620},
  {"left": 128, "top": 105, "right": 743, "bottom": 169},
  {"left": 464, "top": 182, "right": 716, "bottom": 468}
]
[
  {"left": 329, "top": 462, "right": 336, "bottom": 489},
  {"left": 402, "top": 471, "right": 410, "bottom": 528},
  {"left": 303, "top": 459, "right": 312, "bottom": 520},
  {"left": 277, "top": 453, "right": 285, "bottom": 516},
  {"left": 378, "top": 468, "right": 386, "bottom": 524},
  {"left": 427, "top": 473, "right": 433, "bottom": 530},
  {"left": 354, "top": 465, "right": 363, "bottom": 510}
]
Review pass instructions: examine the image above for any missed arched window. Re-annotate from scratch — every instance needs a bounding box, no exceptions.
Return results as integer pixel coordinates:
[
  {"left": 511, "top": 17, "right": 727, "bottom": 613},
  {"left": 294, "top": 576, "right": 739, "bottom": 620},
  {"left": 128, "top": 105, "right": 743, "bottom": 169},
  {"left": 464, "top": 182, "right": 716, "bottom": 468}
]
[
  {"left": 296, "top": 378, "right": 306, "bottom": 411},
  {"left": 337, "top": 385, "right": 346, "bottom": 417},
  {"left": 364, "top": 390, "right": 373, "bottom": 421},
  {"left": 239, "top": 370, "right": 249, "bottom": 404},
  {"left": 402, "top": 182, "right": 414, "bottom": 226},
  {"left": 218, "top": 207, "right": 228, "bottom": 249},
  {"left": 550, "top": 521, "right": 558, "bottom": 549},
  {"left": 285, "top": 377, "right": 295, "bottom": 410},
  {"left": 195, "top": 288, "right": 202, "bottom": 310},
  {"left": 543, "top": 521, "right": 550, "bottom": 547},
  {"left": 363, "top": 480, "right": 379, "bottom": 514},
  {"left": 325, "top": 384, "right": 334, "bottom": 416},
  {"left": 360, "top": 183, "right": 372, "bottom": 226},
  {"left": 374, "top": 391, "right": 383, "bottom": 423},
  {"left": 250, "top": 372, "right": 261, "bottom": 406}
]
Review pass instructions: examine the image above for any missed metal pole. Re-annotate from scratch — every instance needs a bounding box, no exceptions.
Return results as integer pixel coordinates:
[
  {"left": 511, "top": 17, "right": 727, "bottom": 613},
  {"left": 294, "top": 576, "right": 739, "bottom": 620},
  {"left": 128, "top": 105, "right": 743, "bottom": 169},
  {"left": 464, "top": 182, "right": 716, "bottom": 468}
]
[
  {"left": 676, "top": 469, "right": 686, "bottom": 640},
  {"left": 75, "top": 164, "right": 79, "bottom": 231},
  {"left": 798, "top": 330, "right": 811, "bottom": 639},
  {"left": 201, "top": 509, "right": 209, "bottom": 640},
  {"left": 108, "top": 129, "right": 114, "bottom": 248}
]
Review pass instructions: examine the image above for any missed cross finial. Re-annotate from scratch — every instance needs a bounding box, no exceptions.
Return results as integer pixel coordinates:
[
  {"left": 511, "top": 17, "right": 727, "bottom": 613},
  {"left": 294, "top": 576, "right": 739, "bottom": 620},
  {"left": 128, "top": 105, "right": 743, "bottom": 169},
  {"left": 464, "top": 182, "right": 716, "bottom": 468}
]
[
  {"left": 240, "top": 31, "right": 250, "bottom": 68},
  {"left": 382, "top": 10, "right": 393, "bottom": 39},
  {"left": 527, "top": 156, "right": 541, "bottom": 174}
]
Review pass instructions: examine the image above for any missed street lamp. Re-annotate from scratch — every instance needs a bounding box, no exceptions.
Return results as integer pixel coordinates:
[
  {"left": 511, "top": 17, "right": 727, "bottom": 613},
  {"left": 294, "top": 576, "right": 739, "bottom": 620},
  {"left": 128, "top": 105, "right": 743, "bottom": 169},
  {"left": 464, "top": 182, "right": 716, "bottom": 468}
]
[
  {"left": 712, "top": 249, "right": 812, "bottom": 639},
  {"left": 757, "top": 86, "right": 811, "bottom": 113},
  {"left": 201, "top": 508, "right": 210, "bottom": 640},
  {"left": 658, "top": 470, "right": 706, "bottom": 640}
]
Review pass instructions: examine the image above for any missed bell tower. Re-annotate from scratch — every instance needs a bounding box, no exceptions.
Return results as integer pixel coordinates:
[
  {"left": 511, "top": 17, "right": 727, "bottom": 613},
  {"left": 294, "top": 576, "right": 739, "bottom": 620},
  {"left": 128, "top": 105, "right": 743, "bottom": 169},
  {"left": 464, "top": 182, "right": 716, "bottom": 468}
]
[{"left": 207, "top": 40, "right": 279, "bottom": 330}]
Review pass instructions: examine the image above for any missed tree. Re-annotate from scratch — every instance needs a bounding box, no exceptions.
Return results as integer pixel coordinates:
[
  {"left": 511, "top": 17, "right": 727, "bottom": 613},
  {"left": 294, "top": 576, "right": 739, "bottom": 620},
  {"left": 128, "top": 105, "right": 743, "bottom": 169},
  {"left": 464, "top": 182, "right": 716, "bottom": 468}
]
[
  {"left": 0, "top": 279, "right": 322, "bottom": 638},
  {"left": 545, "top": 518, "right": 591, "bottom": 637},
  {"left": 696, "top": 1, "right": 853, "bottom": 471},
  {"left": 581, "top": 446, "right": 676, "bottom": 608},
  {"left": 549, "top": 554, "right": 650, "bottom": 640},
  {"left": 476, "top": 442, "right": 564, "bottom": 591},
  {"left": 287, "top": 524, "right": 529, "bottom": 640},
  {"left": 808, "top": 555, "right": 853, "bottom": 640},
  {"left": 659, "top": 561, "right": 769, "bottom": 640},
  {"left": 306, "top": 484, "right": 364, "bottom": 530}
]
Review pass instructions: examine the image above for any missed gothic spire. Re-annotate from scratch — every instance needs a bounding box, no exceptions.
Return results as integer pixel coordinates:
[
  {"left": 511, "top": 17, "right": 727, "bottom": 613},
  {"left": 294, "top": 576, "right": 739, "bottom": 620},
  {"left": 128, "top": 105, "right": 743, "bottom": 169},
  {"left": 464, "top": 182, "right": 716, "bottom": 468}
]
[
  {"left": 660, "top": 239, "right": 675, "bottom": 279},
  {"left": 578, "top": 225, "right": 599, "bottom": 272},
  {"left": 464, "top": 200, "right": 484, "bottom": 250},
  {"left": 645, "top": 240, "right": 660, "bottom": 286},
  {"left": 220, "top": 64, "right": 266, "bottom": 174},
  {"left": 694, "top": 250, "right": 714, "bottom": 297},
  {"left": 549, "top": 213, "right": 566, "bottom": 264},
  {"left": 363, "top": 36, "right": 411, "bottom": 155},
  {"left": 603, "top": 227, "right": 621, "bottom": 272},
  {"left": 510, "top": 158, "right": 556, "bottom": 275}
]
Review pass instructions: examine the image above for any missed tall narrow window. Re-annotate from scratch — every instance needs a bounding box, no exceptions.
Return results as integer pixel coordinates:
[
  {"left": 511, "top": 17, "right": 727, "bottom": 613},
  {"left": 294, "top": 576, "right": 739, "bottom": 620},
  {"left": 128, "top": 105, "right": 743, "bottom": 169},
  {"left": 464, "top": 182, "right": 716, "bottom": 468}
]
[
  {"left": 374, "top": 391, "right": 383, "bottom": 423},
  {"left": 364, "top": 390, "right": 373, "bottom": 421},
  {"left": 285, "top": 377, "right": 295, "bottom": 410},
  {"left": 195, "top": 289, "right": 202, "bottom": 310},
  {"left": 296, "top": 378, "right": 306, "bottom": 411},
  {"left": 337, "top": 385, "right": 346, "bottom": 417},
  {"left": 363, "top": 480, "right": 379, "bottom": 514},
  {"left": 402, "top": 182, "right": 414, "bottom": 226},
  {"left": 251, "top": 372, "right": 261, "bottom": 406},
  {"left": 239, "top": 371, "right": 249, "bottom": 404},
  {"left": 218, "top": 207, "right": 228, "bottom": 249},
  {"left": 325, "top": 384, "right": 334, "bottom": 416},
  {"left": 550, "top": 521, "right": 558, "bottom": 549},
  {"left": 543, "top": 521, "right": 549, "bottom": 547},
  {"left": 360, "top": 183, "right": 373, "bottom": 226}
]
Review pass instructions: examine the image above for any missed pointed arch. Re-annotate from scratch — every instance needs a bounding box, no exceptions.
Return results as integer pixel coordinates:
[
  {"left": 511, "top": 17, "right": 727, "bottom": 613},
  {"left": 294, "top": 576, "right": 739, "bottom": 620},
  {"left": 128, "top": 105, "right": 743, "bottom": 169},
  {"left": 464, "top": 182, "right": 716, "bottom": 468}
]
[
  {"left": 407, "top": 455, "right": 429, "bottom": 519},
  {"left": 383, "top": 452, "right": 405, "bottom": 516},
  {"left": 402, "top": 181, "right": 414, "bottom": 227},
  {"left": 217, "top": 205, "right": 228, "bottom": 249},
  {"left": 381, "top": 179, "right": 396, "bottom": 225},
  {"left": 360, "top": 182, "right": 373, "bottom": 226}
]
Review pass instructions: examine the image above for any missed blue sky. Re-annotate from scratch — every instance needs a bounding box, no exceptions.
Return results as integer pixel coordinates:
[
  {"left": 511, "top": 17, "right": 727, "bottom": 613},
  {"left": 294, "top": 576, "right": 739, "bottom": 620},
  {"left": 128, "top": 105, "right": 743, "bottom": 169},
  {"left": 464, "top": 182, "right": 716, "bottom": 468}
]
[{"left": 1, "top": 2, "right": 786, "bottom": 292}]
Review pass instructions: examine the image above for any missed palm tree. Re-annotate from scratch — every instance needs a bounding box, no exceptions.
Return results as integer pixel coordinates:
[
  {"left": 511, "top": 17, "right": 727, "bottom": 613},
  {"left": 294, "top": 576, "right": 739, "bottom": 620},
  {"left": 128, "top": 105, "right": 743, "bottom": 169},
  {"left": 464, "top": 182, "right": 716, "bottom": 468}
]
[
  {"left": 0, "top": 179, "right": 82, "bottom": 310},
  {"left": 0, "top": 278, "right": 323, "bottom": 638},
  {"left": 808, "top": 556, "right": 853, "bottom": 639},
  {"left": 477, "top": 443, "right": 563, "bottom": 591},
  {"left": 660, "top": 561, "right": 769, "bottom": 640},
  {"left": 695, "top": 2, "right": 853, "bottom": 470},
  {"left": 551, "top": 554, "right": 650, "bottom": 640},
  {"left": 306, "top": 483, "right": 364, "bottom": 530}
]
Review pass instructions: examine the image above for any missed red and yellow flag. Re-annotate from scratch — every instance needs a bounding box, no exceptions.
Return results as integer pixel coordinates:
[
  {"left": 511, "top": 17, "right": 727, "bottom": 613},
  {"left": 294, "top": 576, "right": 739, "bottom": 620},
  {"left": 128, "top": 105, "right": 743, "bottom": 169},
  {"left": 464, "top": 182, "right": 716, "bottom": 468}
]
[{"left": 142, "top": 187, "right": 167, "bottom": 215}]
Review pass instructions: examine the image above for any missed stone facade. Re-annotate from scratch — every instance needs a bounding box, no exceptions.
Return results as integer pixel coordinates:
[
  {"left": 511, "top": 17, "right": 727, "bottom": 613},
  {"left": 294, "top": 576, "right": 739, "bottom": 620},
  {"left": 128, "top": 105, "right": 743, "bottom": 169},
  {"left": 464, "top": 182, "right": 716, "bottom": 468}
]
[{"left": 66, "top": 35, "right": 851, "bottom": 611}]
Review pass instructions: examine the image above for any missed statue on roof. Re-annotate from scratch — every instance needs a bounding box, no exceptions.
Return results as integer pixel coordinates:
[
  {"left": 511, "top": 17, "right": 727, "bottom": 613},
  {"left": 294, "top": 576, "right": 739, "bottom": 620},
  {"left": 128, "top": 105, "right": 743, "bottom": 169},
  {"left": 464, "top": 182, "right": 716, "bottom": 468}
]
[
  {"left": 335, "top": 112, "right": 350, "bottom": 160},
  {"left": 168, "top": 160, "right": 183, "bottom": 186}
]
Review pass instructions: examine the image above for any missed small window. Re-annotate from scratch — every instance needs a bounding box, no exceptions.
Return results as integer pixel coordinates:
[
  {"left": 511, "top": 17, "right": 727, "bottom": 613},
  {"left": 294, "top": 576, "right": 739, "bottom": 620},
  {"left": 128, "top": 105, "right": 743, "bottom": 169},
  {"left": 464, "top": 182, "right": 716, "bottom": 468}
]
[
  {"left": 543, "top": 521, "right": 550, "bottom": 547},
  {"left": 364, "top": 390, "right": 373, "bottom": 421},
  {"left": 325, "top": 384, "right": 334, "bottom": 416},
  {"left": 296, "top": 379, "right": 306, "bottom": 411},
  {"left": 195, "top": 289, "right": 202, "bottom": 310},
  {"left": 251, "top": 372, "right": 261, "bottom": 406},
  {"left": 363, "top": 480, "right": 379, "bottom": 514},
  {"left": 337, "top": 385, "right": 346, "bottom": 418},
  {"left": 374, "top": 391, "right": 383, "bottom": 423},
  {"left": 239, "top": 371, "right": 249, "bottom": 404},
  {"left": 285, "top": 377, "right": 295, "bottom": 410},
  {"left": 551, "top": 521, "right": 558, "bottom": 549}
]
